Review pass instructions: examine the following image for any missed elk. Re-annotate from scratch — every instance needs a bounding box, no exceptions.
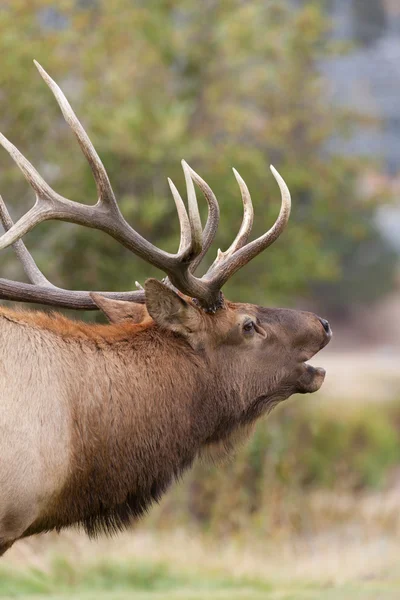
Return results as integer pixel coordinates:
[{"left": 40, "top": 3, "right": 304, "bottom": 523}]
[{"left": 0, "top": 62, "right": 331, "bottom": 556}]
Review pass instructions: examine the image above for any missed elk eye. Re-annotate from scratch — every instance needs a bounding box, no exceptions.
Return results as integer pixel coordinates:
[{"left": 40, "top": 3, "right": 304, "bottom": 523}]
[{"left": 243, "top": 320, "right": 255, "bottom": 334}]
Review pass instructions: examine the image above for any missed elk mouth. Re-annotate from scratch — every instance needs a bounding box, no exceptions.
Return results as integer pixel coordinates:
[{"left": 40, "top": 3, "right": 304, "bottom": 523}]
[{"left": 296, "top": 363, "right": 326, "bottom": 394}]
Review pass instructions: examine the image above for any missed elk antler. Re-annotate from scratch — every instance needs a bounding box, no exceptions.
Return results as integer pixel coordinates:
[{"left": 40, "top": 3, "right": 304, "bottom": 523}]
[
  {"left": 0, "top": 195, "right": 146, "bottom": 308},
  {"left": 0, "top": 62, "right": 291, "bottom": 312},
  {"left": 202, "top": 165, "right": 291, "bottom": 293}
]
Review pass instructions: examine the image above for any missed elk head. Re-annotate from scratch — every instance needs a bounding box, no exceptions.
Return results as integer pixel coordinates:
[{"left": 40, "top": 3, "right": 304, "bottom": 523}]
[{"left": 0, "top": 61, "right": 331, "bottom": 422}]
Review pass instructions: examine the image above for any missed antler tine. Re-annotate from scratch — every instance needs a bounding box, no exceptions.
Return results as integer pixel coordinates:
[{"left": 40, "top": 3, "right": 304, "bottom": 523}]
[
  {"left": 203, "top": 165, "right": 291, "bottom": 288},
  {"left": 168, "top": 177, "right": 191, "bottom": 254},
  {"left": 0, "top": 195, "right": 53, "bottom": 287},
  {"left": 227, "top": 168, "right": 254, "bottom": 254},
  {"left": 0, "top": 132, "right": 61, "bottom": 250},
  {"left": 182, "top": 160, "right": 203, "bottom": 256},
  {"left": 208, "top": 167, "right": 254, "bottom": 270},
  {"left": 168, "top": 161, "right": 221, "bottom": 262},
  {"left": 34, "top": 60, "right": 118, "bottom": 211},
  {"left": 183, "top": 163, "right": 220, "bottom": 273},
  {"left": 0, "top": 132, "right": 58, "bottom": 203}
]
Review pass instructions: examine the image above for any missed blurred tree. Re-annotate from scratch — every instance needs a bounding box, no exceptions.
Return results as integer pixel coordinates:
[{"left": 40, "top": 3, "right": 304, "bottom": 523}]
[{"left": 0, "top": 0, "right": 395, "bottom": 315}]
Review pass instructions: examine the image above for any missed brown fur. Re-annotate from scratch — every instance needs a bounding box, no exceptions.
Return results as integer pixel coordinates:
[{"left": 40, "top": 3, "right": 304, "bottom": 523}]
[{"left": 0, "top": 279, "right": 330, "bottom": 554}]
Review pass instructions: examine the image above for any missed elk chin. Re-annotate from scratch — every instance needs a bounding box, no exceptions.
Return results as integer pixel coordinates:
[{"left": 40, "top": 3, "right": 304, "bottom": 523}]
[{"left": 296, "top": 364, "right": 326, "bottom": 394}]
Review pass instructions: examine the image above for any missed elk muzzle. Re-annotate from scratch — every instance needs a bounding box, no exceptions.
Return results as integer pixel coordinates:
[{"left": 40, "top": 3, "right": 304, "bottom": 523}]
[{"left": 296, "top": 316, "right": 332, "bottom": 394}]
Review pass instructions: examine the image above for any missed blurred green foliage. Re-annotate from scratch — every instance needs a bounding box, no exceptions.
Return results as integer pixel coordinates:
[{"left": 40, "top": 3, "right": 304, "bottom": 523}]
[{"left": 0, "top": 0, "right": 396, "bottom": 312}]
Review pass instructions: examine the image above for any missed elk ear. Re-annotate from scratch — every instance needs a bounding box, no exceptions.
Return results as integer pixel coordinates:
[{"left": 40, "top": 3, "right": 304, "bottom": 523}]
[
  {"left": 144, "top": 278, "right": 202, "bottom": 337},
  {"left": 90, "top": 293, "right": 148, "bottom": 324}
]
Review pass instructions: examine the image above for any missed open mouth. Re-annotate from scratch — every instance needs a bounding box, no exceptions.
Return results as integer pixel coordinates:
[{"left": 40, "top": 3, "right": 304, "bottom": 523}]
[
  {"left": 296, "top": 363, "right": 326, "bottom": 394},
  {"left": 293, "top": 318, "right": 331, "bottom": 395}
]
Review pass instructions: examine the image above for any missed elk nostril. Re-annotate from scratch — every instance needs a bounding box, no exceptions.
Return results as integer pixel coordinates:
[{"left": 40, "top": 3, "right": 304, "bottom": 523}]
[{"left": 319, "top": 318, "right": 331, "bottom": 336}]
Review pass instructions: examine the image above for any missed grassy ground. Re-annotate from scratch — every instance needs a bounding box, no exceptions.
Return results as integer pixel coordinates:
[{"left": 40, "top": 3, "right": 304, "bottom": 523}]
[
  {"left": 1, "top": 527, "right": 400, "bottom": 600},
  {"left": 2, "top": 584, "right": 400, "bottom": 600},
  {"left": 1, "top": 569, "right": 400, "bottom": 600},
  {"left": 1, "top": 556, "right": 400, "bottom": 600}
]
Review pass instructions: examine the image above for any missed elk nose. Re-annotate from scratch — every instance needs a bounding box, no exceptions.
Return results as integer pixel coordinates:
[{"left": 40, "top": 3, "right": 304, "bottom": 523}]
[{"left": 319, "top": 317, "right": 332, "bottom": 340}]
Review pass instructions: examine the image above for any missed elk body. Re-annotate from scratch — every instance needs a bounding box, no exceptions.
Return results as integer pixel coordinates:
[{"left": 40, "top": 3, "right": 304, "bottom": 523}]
[{"left": 0, "top": 63, "right": 331, "bottom": 556}]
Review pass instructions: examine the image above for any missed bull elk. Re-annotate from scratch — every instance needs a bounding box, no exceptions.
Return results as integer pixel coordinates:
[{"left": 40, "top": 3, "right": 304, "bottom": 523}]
[{"left": 0, "top": 62, "right": 331, "bottom": 556}]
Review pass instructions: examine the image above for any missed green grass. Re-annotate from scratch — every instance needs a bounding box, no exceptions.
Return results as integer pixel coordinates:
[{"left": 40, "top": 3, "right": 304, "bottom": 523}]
[
  {"left": 0, "top": 560, "right": 269, "bottom": 598},
  {"left": 2, "top": 584, "right": 400, "bottom": 600},
  {"left": 0, "top": 560, "right": 399, "bottom": 600}
]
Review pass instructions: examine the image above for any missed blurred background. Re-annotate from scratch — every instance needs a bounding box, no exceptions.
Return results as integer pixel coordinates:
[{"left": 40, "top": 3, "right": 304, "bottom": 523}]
[{"left": 1, "top": 1, "right": 400, "bottom": 598}]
